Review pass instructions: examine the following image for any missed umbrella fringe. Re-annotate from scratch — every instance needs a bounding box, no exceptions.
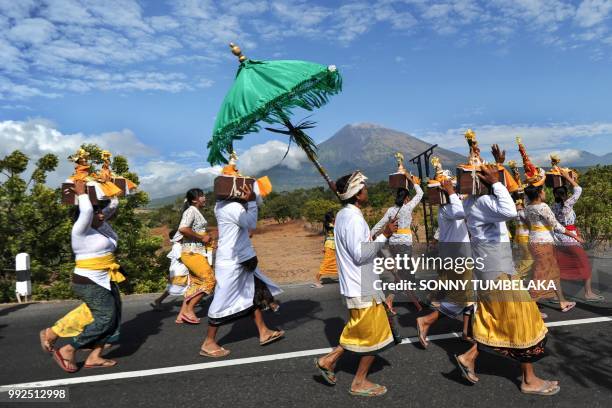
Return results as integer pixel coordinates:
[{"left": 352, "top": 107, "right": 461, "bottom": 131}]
[{"left": 207, "top": 69, "right": 341, "bottom": 165}]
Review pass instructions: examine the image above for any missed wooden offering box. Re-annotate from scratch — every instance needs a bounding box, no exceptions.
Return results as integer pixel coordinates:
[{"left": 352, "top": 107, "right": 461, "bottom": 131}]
[
  {"left": 545, "top": 172, "right": 573, "bottom": 188},
  {"left": 389, "top": 173, "right": 413, "bottom": 190},
  {"left": 456, "top": 168, "right": 506, "bottom": 195},
  {"left": 214, "top": 176, "right": 256, "bottom": 201},
  {"left": 427, "top": 184, "right": 449, "bottom": 205},
  {"left": 61, "top": 183, "right": 99, "bottom": 205}
]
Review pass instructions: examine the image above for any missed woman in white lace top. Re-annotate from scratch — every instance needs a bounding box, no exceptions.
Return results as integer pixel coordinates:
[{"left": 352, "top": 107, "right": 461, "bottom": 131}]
[
  {"left": 552, "top": 170, "right": 603, "bottom": 301},
  {"left": 524, "top": 185, "right": 581, "bottom": 312}
]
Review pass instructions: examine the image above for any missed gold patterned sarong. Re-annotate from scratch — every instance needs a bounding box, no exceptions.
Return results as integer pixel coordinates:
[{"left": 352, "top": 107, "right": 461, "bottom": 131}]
[
  {"left": 180, "top": 252, "right": 216, "bottom": 301},
  {"left": 472, "top": 274, "right": 547, "bottom": 349}
]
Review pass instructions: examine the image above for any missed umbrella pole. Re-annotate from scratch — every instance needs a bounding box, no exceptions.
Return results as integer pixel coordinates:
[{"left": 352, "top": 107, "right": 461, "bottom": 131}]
[
  {"left": 266, "top": 114, "right": 339, "bottom": 199},
  {"left": 296, "top": 136, "right": 338, "bottom": 198}
]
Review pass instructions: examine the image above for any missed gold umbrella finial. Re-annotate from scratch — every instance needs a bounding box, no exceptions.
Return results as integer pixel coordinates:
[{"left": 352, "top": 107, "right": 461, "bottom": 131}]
[{"left": 229, "top": 42, "right": 247, "bottom": 63}]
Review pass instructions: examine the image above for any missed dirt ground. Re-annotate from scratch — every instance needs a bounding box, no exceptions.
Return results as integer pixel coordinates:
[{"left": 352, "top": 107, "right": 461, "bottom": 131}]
[{"left": 151, "top": 219, "right": 326, "bottom": 285}]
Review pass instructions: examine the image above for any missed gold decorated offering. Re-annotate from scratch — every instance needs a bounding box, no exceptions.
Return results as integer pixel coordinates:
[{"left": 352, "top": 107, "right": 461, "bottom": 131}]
[
  {"left": 214, "top": 151, "right": 272, "bottom": 201},
  {"left": 545, "top": 154, "right": 577, "bottom": 188},
  {"left": 389, "top": 152, "right": 419, "bottom": 189},
  {"left": 61, "top": 148, "right": 136, "bottom": 205},
  {"left": 426, "top": 156, "right": 455, "bottom": 205},
  {"left": 456, "top": 129, "right": 507, "bottom": 195}
]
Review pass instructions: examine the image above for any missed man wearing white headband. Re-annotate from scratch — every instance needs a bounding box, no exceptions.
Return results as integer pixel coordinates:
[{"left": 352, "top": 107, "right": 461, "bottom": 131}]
[{"left": 315, "top": 171, "right": 398, "bottom": 397}]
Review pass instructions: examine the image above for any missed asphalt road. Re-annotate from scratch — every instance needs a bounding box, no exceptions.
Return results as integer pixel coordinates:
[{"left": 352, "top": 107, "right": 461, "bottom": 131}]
[{"left": 1, "top": 276, "right": 611, "bottom": 408}]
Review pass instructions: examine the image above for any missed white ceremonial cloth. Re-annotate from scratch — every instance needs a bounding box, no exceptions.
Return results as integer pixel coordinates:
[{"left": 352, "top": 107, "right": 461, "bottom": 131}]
[{"left": 208, "top": 199, "right": 281, "bottom": 319}]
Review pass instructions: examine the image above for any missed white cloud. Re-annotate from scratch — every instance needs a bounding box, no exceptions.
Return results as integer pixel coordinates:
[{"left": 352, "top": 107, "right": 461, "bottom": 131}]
[
  {"left": 575, "top": 0, "right": 612, "bottom": 27},
  {"left": 8, "top": 17, "right": 56, "bottom": 45},
  {"left": 235, "top": 139, "right": 308, "bottom": 175},
  {"left": 531, "top": 148, "right": 585, "bottom": 166}
]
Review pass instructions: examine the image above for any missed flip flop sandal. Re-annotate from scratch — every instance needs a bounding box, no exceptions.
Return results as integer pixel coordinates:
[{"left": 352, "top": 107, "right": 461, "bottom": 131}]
[
  {"left": 260, "top": 330, "right": 285, "bottom": 346},
  {"left": 561, "top": 302, "right": 576, "bottom": 313},
  {"left": 314, "top": 358, "right": 337, "bottom": 385},
  {"left": 179, "top": 314, "right": 201, "bottom": 324},
  {"left": 454, "top": 354, "right": 478, "bottom": 384},
  {"left": 521, "top": 381, "right": 561, "bottom": 396},
  {"left": 84, "top": 360, "right": 117, "bottom": 369},
  {"left": 39, "top": 329, "right": 55, "bottom": 353},
  {"left": 199, "top": 348, "right": 230, "bottom": 358},
  {"left": 416, "top": 320, "right": 429, "bottom": 349},
  {"left": 349, "top": 384, "right": 387, "bottom": 397},
  {"left": 150, "top": 302, "right": 163, "bottom": 311},
  {"left": 584, "top": 295, "right": 605, "bottom": 302},
  {"left": 52, "top": 350, "right": 78, "bottom": 373}
]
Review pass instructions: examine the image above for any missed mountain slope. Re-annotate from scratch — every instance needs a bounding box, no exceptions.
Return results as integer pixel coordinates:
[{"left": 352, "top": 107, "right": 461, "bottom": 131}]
[{"left": 260, "top": 123, "right": 466, "bottom": 191}]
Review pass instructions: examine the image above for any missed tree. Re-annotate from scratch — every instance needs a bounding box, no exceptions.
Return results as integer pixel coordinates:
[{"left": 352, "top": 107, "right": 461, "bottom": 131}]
[
  {"left": 302, "top": 198, "right": 340, "bottom": 224},
  {"left": 573, "top": 165, "right": 612, "bottom": 250},
  {"left": 0, "top": 150, "right": 72, "bottom": 302},
  {"left": 0, "top": 145, "right": 167, "bottom": 302}
]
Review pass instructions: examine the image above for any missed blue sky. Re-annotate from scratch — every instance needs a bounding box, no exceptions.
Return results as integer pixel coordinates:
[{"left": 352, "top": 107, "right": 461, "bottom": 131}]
[{"left": 1, "top": 0, "right": 612, "bottom": 197}]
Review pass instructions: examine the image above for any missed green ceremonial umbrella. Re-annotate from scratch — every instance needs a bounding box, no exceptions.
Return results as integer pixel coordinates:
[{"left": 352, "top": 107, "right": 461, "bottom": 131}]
[{"left": 207, "top": 43, "right": 342, "bottom": 193}]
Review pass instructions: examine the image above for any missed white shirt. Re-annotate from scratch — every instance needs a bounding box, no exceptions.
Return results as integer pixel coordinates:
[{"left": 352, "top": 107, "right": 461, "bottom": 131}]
[
  {"left": 334, "top": 204, "right": 387, "bottom": 302},
  {"left": 371, "top": 184, "right": 423, "bottom": 244},
  {"left": 463, "top": 182, "right": 516, "bottom": 243},
  {"left": 463, "top": 182, "right": 517, "bottom": 276},
  {"left": 72, "top": 195, "right": 119, "bottom": 290},
  {"left": 437, "top": 193, "right": 470, "bottom": 244},
  {"left": 214, "top": 200, "right": 257, "bottom": 267}
]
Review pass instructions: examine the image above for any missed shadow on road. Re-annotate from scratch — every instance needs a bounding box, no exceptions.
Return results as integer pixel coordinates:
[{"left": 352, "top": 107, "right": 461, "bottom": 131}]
[
  {"left": 0, "top": 303, "right": 31, "bottom": 317},
  {"left": 216, "top": 299, "right": 323, "bottom": 345},
  {"left": 105, "top": 307, "right": 176, "bottom": 359}
]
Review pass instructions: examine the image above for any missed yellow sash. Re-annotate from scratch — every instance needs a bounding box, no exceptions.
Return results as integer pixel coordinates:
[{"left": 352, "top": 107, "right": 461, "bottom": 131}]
[
  {"left": 75, "top": 253, "right": 125, "bottom": 283},
  {"left": 396, "top": 228, "right": 412, "bottom": 235},
  {"left": 529, "top": 225, "right": 552, "bottom": 232},
  {"left": 516, "top": 234, "right": 530, "bottom": 244}
]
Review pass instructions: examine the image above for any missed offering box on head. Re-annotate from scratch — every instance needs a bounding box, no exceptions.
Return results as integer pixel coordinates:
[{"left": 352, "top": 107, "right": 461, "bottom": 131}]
[
  {"left": 545, "top": 171, "right": 574, "bottom": 189},
  {"left": 61, "top": 182, "right": 100, "bottom": 206},
  {"left": 388, "top": 173, "right": 414, "bottom": 190},
  {"left": 426, "top": 181, "right": 454, "bottom": 205},
  {"left": 455, "top": 167, "right": 506, "bottom": 196},
  {"left": 214, "top": 175, "right": 256, "bottom": 201}
]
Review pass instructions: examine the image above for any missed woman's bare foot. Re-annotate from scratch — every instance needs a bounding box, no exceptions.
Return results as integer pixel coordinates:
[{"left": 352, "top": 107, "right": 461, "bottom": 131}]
[
  {"left": 560, "top": 301, "right": 576, "bottom": 312},
  {"left": 200, "top": 339, "right": 225, "bottom": 355},
  {"left": 456, "top": 354, "right": 479, "bottom": 383},
  {"left": 84, "top": 357, "right": 117, "bottom": 368},
  {"left": 56, "top": 346, "right": 77, "bottom": 372},
  {"left": 39, "top": 328, "right": 58, "bottom": 353}
]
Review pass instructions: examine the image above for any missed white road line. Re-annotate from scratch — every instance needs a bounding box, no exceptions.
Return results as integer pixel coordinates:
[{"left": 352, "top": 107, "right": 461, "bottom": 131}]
[{"left": 1, "top": 316, "right": 610, "bottom": 391}]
